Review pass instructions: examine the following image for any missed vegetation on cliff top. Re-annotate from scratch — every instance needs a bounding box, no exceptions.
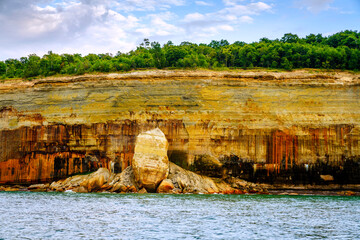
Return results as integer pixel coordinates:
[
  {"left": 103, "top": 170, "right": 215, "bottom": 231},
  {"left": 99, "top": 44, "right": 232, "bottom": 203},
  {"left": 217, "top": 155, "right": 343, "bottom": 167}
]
[{"left": 1, "top": 30, "right": 359, "bottom": 79}]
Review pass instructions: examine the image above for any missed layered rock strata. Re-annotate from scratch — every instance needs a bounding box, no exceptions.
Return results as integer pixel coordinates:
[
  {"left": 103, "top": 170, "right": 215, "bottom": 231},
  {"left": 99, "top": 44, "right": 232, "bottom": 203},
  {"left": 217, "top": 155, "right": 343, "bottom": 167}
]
[{"left": 0, "top": 70, "right": 359, "bottom": 184}]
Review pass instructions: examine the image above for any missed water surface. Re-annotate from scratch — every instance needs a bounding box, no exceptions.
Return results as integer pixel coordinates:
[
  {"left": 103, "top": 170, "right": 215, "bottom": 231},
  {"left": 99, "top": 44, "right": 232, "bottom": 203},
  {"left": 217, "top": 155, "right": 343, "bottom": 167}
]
[{"left": 0, "top": 192, "right": 359, "bottom": 239}]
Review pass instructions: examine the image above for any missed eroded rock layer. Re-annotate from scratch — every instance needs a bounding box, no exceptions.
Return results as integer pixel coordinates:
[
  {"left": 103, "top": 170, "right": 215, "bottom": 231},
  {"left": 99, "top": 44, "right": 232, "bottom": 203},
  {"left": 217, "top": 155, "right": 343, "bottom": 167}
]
[{"left": 0, "top": 70, "right": 359, "bottom": 184}]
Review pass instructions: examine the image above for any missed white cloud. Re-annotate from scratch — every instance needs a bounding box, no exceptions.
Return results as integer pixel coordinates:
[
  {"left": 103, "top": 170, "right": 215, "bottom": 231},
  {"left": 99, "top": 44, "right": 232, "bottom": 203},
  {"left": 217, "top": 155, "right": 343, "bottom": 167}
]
[
  {"left": 148, "top": 12, "right": 183, "bottom": 36},
  {"left": 181, "top": 1, "right": 272, "bottom": 40},
  {"left": 195, "top": 1, "right": 213, "bottom": 6},
  {"left": 135, "top": 28, "right": 152, "bottom": 36},
  {"left": 223, "top": 0, "right": 246, "bottom": 6},
  {"left": 219, "top": 25, "right": 234, "bottom": 31},
  {"left": 183, "top": 12, "right": 206, "bottom": 22},
  {"left": 340, "top": 11, "right": 354, "bottom": 15},
  {"left": 0, "top": 0, "right": 143, "bottom": 59},
  {"left": 294, "top": 0, "right": 334, "bottom": 13},
  {"left": 239, "top": 15, "right": 253, "bottom": 23},
  {"left": 224, "top": 2, "right": 272, "bottom": 15},
  {"left": 0, "top": 0, "right": 274, "bottom": 60},
  {"left": 113, "top": 0, "right": 185, "bottom": 12},
  {"left": 133, "top": 12, "right": 184, "bottom": 39}
]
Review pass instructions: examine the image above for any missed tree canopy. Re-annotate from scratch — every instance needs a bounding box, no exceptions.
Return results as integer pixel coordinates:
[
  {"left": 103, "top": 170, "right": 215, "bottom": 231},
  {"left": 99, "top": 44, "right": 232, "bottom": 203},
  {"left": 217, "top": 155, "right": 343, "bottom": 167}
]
[{"left": 1, "top": 30, "right": 359, "bottom": 79}]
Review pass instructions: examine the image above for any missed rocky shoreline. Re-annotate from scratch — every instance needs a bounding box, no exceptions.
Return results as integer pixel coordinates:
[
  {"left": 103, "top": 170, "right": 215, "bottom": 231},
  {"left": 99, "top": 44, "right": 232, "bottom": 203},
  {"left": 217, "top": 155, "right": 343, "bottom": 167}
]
[
  {"left": 1, "top": 127, "right": 360, "bottom": 196},
  {"left": 1, "top": 163, "right": 359, "bottom": 196},
  {"left": 1, "top": 179, "right": 359, "bottom": 196},
  {"left": 0, "top": 166, "right": 268, "bottom": 195}
]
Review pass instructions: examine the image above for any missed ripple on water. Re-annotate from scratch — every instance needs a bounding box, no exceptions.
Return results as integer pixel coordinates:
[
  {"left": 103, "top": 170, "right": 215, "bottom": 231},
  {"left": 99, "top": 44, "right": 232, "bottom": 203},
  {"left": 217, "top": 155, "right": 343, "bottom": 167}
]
[{"left": 0, "top": 192, "right": 359, "bottom": 239}]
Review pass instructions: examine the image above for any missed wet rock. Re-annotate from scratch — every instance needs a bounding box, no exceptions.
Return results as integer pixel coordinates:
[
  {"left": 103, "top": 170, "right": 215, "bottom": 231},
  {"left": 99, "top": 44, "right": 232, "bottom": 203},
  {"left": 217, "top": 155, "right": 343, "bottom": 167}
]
[
  {"left": 3, "top": 187, "right": 20, "bottom": 192},
  {"left": 338, "top": 191, "right": 356, "bottom": 196},
  {"left": 50, "top": 168, "right": 111, "bottom": 192},
  {"left": 108, "top": 166, "right": 138, "bottom": 192},
  {"left": 28, "top": 183, "right": 49, "bottom": 191},
  {"left": 172, "top": 188, "right": 182, "bottom": 194},
  {"left": 0, "top": 185, "right": 28, "bottom": 191},
  {"left": 112, "top": 183, "right": 130, "bottom": 193},
  {"left": 132, "top": 128, "right": 169, "bottom": 192},
  {"left": 228, "top": 178, "right": 248, "bottom": 189},
  {"left": 157, "top": 179, "right": 175, "bottom": 193},
  {"left": 80, "top": 168, "right": 110, "bottom": 192},
  {"left": 206, "top": 188, "right": 216, "bottom": 194},
  {"left": 192, "top": 154, "right": 223, "bottom": 177},
  {"left": 29, "top": 188, "right": 48, "bottom": 192},
  {"left": 233, "top": 189, "right": 245, "bottom": 194},
  {"left": 110, "top": 182, "right": 123, "bottom": 192},
  {"left": 225, "top": 177, "right": 266, "bottom": 193},
  {"left": 73, "top": 186, "right": 88, "bottom": 193},
  {"left": 128, "top": 186, "right": 137, "bottom": 193},
  {"left": 168, "top": 162, "right": 232, "bottom": 194},
  {"left": 320, "top": 175, "right": 334, "bottom": 182},
  {"left": 100, "top": 184, "right": 113, "bottom": 191},
  {"left": 289, "top": 192, "right": 299, "bottom": 196},
  {"left": 50, "top": 174, "right": 88, "bottom": 191},
  {"left": 222, "top": 189, "right": 235, "bottom": 194},
  {"left": 138, "top": 188, "right": 148, "bottom": 194},
  {"left": 279, "top": 192, "right": 290, "bottom": 195},
  {"left": 50, "top": 180, "right": 66, "bottom": 191}
]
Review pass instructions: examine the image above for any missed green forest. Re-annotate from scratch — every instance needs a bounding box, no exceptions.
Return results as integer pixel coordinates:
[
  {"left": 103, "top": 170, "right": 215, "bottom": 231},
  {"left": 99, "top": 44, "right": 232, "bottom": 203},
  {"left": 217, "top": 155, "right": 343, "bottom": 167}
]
[{"left": 1, "top": 30, "right": 359, "bottom": 79}]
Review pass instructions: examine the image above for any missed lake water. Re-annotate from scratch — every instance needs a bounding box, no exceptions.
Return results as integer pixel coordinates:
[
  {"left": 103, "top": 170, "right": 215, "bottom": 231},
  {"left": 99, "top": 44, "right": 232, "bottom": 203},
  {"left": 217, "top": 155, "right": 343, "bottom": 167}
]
[{"left": 0, "top": 192, "right": 359, "bottom": 240}]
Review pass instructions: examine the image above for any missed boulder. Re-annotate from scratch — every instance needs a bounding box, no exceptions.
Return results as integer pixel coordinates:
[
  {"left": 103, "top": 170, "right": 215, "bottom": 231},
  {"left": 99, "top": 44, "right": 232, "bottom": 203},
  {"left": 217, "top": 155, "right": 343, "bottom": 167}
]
[
  {"left": 338, "top": 190, "right": 356, "bottom": 196},
  {"left": 132, "top": 128, "right": 169, "bottom": 192},
  {"left": 49, "top": 168, "right": 112, "bottom": 192},
  {"left": 3, "top": 187, "right": 20, "bottom": 192},
  {"left": 80, "top": 168, "right": 110, "bottom": 192},
  {"left": 168, "top": 162, "right": 232, "bottom": 194},
  {"left": 192, "top": 154, "right": 223, "bottom": 177},
  {"left": 206, "top": 188, "right": 216, "bottom": 194},
  {"left": 28, "top": 183, "right": 49, "bottom": 190},
  {"left": 157, "top": 179, "right": 174, "bottom": 193},
  {"left": 226, "top": 177, "right": 266, "bottom": 193},
  {"left": 320, "top": 175, "right": 334, "bottom": 182},
  {"left": 50, "top": 180, "right": 65, "bottom": 191},
  {"left": 73, "top": 186, "right": 88, "bottom": 193},
  {"left": 109, "top": 166, "right": 138, "bottom": 192},
  {"left": 110, "top": 182, "right": 124, "bottom": 192},
  {"left": 50, "top": 175, "right": 88, "bottom": 192},
  {"left": 138, "top": 188, "right": 148, "bottom": 194},
  {"left": 128, "top": 185, "right": 138, "bottom": 193},
  {"left": 112, "top": 183, "right": 130, "bottom": 193}
]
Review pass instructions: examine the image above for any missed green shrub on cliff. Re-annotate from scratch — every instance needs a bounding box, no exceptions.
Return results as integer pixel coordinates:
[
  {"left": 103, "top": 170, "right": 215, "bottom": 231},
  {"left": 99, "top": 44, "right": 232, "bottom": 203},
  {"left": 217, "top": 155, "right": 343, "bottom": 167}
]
[{"left": 1, "top": 30, "right": 360, "bottom": 79}]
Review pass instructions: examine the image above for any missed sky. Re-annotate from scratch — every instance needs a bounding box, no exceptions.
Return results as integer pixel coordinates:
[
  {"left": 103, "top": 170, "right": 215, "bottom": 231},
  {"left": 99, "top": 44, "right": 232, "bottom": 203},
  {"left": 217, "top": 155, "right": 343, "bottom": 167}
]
[{"left": 0, "top": 0, "right": 359, "bottom": 60}]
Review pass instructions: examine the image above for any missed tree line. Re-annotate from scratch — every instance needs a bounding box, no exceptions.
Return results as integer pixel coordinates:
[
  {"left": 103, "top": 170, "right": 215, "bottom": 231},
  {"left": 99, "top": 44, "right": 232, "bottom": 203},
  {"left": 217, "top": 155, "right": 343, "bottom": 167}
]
[{"left": 1, "top": 30, "right": 359, "bottom": 79}]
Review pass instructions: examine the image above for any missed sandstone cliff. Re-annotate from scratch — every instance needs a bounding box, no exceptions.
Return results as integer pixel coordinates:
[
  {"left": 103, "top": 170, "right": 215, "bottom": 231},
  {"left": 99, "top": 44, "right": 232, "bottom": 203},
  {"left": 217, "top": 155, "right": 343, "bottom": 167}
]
[{"left": 0, "top": 70, "right": 359, "bottom": 184}]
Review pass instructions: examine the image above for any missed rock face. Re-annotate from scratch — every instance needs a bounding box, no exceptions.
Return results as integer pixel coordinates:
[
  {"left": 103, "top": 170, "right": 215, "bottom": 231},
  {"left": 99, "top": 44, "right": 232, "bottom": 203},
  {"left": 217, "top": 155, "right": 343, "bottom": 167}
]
[
  {"left": 49, "top": 167, "right": 140, "bottom": 193},
  {"left": 49, "top": 168, "right": 110, "bottom": 192},
  {"left": 108, "top": 166, "right": 139, "bottom": 193},
  {"left": 0, "top": 70, "right": 359, "bottom": 184},
  {"left": 157, "top": 179, "right": 175, "bottom": 193},
  {"left": 132, "top": 128, "right": 169, "bottom": 192},
  {"left": 168, "top": 162, "right": 231, "bottom": 193},
  {"left": 80, "top": 168, "right": 110, "bottom": 192}
]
